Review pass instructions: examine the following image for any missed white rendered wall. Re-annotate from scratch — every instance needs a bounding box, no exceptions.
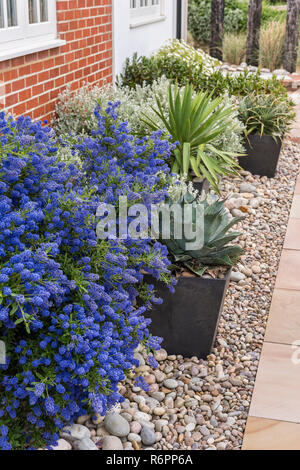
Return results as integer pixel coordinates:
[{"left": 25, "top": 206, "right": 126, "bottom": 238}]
[{"left": 113, "top": 0, "right": 178, "bottom": 78}]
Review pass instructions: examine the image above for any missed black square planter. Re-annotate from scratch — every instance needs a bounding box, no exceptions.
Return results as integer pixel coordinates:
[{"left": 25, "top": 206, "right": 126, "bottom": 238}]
[
  {"left": 238, "top": 134, "right": 282, "bottom": 178},
  {"left": 144, "top": 269, "right": 231, "bottom": 359},
  {"left": 192, "top": 178, "right": 210, "bottom": 194}
]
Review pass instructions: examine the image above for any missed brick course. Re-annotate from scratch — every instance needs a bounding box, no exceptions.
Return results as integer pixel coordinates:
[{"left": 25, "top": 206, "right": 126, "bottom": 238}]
[{"left": 0, "top": 0, "right": 113, "bottom": 122}]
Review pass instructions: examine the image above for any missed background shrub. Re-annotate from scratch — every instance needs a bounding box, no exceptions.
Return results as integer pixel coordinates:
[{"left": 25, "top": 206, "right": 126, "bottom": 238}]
[
  {"left": 54, "top": 78, "right": 245, "bottom": 160},
  {"left": 188, "top": 0, "right": 287, "bottom": 45},
  {"left": 223, "top": 33, "right": 247, "bottom": 65},
  {"left": 259, "top": 20, "right": 286, "bottom": 71},
  {"left": 188, "top": 0, "right": 211, "bottom": 44},
  {"left": 117, "top": 40, "right": 218, "bottom": 90}
]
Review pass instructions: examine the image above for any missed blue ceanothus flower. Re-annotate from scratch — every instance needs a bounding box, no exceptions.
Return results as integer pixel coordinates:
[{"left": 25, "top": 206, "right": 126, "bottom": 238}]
[{"left": 0, "top": 106, "right": 176, "bottom": 450}]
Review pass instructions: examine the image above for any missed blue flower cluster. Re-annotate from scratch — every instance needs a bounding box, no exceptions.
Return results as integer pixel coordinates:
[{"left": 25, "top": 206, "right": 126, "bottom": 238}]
[{"left": 0, "top": 105, "right": 175, "bottom": 450}]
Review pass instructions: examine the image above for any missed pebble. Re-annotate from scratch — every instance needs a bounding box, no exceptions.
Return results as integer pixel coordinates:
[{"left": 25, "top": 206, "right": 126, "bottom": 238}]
[
  {"left": 130, "top": 421, "right": 142, "bottom": 434},
  {"left": 104, "top": 413, "right": 130, "bottom": 437},
  {"left": 51, "top": 439, "right": 72, "bottom": 451},
  {"left": 151, "top": 391, "right": 165, "bottom": 402},
  {"left": 61, "top": 424, "right": 90, "bottom": 441},
  {"left": 154, "top": 349, "right": 168, "bottom": 361},
  {"left": 239, "top": 183, "right": 257, "bottom": 194},
  {"left": 141, "top": 427, "right": 156, "bottom": 446},
  {"left": 76, "top": 438, "right": 98, "bottom": 451},
  {"left": 199, "top": 426, "right": 210, "bottom": 437},
  {"left": 231, "top": 271, "right": 246, "bottom": 282},
  {"left": 128, "top": 433, "right": 142, "bottom": 443},
  {"left": 102, "top": 436, "right": 123, "bottom": 451},
  {"left": 153, "top": 407, "right": 166, "bottom": 416},
  {"left": 163, "top": 379, "right": 178, "bottom": 389}
]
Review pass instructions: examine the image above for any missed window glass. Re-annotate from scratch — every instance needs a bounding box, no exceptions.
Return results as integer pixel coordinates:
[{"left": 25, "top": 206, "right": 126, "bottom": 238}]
[
  {"left": 28, "top": 0, "right": 38, "bottom": 24},
  {"left": 7, "top": 0, "right": 17, "bottom": 27},
  {"left": 40, "top": 0, "right": 48, "bottom": 22},
  {"left": 0, "top": 1, "right": 4, "bottom": 29}
]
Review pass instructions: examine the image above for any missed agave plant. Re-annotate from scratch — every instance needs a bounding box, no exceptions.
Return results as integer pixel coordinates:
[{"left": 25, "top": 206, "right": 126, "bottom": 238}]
[
  {"left": 239, "top": 93, "right": 295, "bottom": 139},
  {"left": 159, "top": 189, "right": 243, "bottom": 276},
  {"left": 142, "top": 83, "right": 242, "bottom": 192}
]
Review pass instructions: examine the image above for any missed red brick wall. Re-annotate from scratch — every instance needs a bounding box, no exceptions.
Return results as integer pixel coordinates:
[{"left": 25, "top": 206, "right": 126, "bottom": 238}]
[{"left": 0, "top": 0, "right": 113, "bottom": 122}]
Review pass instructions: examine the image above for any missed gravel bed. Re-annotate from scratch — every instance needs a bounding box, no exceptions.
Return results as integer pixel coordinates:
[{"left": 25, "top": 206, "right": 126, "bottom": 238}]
[{"left": 55, "top": 142, "right": 300, "bottom": 451}]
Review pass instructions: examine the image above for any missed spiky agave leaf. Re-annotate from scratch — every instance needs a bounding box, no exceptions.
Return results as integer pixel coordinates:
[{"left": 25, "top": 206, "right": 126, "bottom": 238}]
[{"left": 160, "top": 192, "right": 244, "bottom": 276}]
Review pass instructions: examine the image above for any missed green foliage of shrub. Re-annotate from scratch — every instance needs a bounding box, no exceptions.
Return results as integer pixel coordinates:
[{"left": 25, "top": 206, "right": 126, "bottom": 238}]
[
  {"left": 223, "top": 33, "right": 246, "bottom": 65},
  {"left": 188, "top": 0, "right": 246, "bottom": 44},
  {"left": 161, "top": 184, "right": 243, "bottom": 276},
  {"left": 117, "top": 40, "right": 218, "bottom": 90},
  {"left": 142, "top": 83, "right": 241, "bottom": 191},
  {"left": 54, "top": 77, "right": 172, "bottom": 136},
  {"left": 239, "top": 92, "right": 295, "bottom": 137},
  {"left": 118, "top": 46, "right": 288, "bottom": 102},
  {"left": 196, "top": 69, "right": 289, "bottom": 99},
  {"left": 259, "top": 20, "right": 285, "bottom": 71},
  {"left": 54, "top": 77, "right": 245, "bottom": 171},
  {"left": 188, "top": 0, "right": 287, "bottom": 45}
]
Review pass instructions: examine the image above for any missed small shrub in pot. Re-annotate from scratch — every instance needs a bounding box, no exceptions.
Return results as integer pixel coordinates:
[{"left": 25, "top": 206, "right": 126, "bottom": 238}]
[
  {"left": 238, "top": 93, "right": 295, "bottom": 177},
  {"left": 144, "top": 182, "right": 243, "bottom": 358}
]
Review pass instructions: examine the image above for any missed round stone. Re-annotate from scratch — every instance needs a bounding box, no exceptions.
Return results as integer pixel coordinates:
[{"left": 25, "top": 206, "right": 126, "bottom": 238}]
[
  {"left": 102, "top": 436, "right": 123, "bottom": 451},
  {"left": 163, "top": 379, "right": 178, "bottom": 389},
  {"left": 231, "top": 271, "right": 246, "bottom": 282},
  {"left": 154, "top": 349, "right": 168, "bottom": 361},
  {"left": 51, "top": 439, "right": 72, "bottom": 451},
  {"left": 104, "top": 413, "right": 130, "bottom": 437},
  {"left": 61, "top": 424, "right": 90, "bottom": 441},
  {"left": 141, "top": 427, "right": 156, "bottom": 446},
  {"left": 76, "top": 437, "right": 98, "bottom": 451},
  {"left": 128, "top": 432, "right": 142, "bottom": 443},
  {"left": 130, "top": 421, "right": 142, "bottom": 434},
  {"left": 151, "top": 391, "right": 165, "bottom": 402}
]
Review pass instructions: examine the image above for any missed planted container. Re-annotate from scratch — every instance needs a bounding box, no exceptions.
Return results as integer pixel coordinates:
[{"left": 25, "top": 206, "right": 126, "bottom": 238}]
[
  {"left": 238, "top": 135, "right": 282, "bottom": 178},
  {"left": 144, "top": 269, "right": 231, "bottom": 359},
  {"left": 192, "top": 177, "right": 210, "bottom": 194}
]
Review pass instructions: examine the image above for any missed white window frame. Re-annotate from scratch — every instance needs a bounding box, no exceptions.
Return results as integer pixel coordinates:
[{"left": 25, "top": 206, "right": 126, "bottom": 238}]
[
  {"left": 0, "top": 0, "right": 65, "bottom": 61},
  {"left": 130, "top": 0, "right": 166, "bottom": 28}
]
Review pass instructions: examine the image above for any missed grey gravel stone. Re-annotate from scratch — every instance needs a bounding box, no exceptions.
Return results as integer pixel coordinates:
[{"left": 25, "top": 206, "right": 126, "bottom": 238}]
[
  {"left": 102, "top": 436, "right": 123, "bottom": 450},
  {"left": 141, "top": 427, "right": 156, "bottom": 446},
  {"left": 61, "top": 424, "right": 90, "bottom": 441},
  {"left": 104, "top": 413, "right": 130, "bottom": 437},
  {"left": 163, "top": 379, "right": 178, "bottom": 389},
  {"left": 76, "top": 437, "right": 98, "bottom": 450}
]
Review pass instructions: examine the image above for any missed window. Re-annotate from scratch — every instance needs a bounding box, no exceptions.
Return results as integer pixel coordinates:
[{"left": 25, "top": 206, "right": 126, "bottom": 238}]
[
  {"left": 130, "top": 0, "right": 165, "bottom": 26},
  {"left": 0, "top": 0, "right": 64, "bottom": 61}
]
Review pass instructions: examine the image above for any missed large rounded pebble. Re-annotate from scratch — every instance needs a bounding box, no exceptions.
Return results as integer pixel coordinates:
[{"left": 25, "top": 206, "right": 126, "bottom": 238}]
[
  {"left": 231, "top": 271, "right": 246, "bottom": 282},
  {"left": 151, "top": 391, "right": 165, "bottom": 402},
  {"left": 130, "top": 421, "right": 142, "bottom": 434},
  {"left": 104, "top": 413, "right": 130, "bottom": 437},
  {"left": 51, "top": 439, "right": 72, "bottom": 450},
  {"left": 163, "top": 379, "right": 178, "bottom": 389},
  {"left": 239, "top": 183, "right": 257, "bottom": 194},
  {"left": 141, "top": 427, "right": 156, "bottom": 446},
  {"left": 61, "top": 424, "right": 90, "bottom": 441},
  {"left": 76, "top": 438, "right": 98, "bottom": 451},
  {"left": 128, "top": 433, "right": 142, "bottom": 443},
  {"left": 102, "top": 436, "right": 123, "bottom": 451},
  {"left": 154, "top": 349, "right": 168, "bottom": 361}
]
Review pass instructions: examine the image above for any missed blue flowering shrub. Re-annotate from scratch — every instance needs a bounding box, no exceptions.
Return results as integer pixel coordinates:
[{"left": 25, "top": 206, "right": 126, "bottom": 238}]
[{"left": 0, "top": 105, "right": 175, "bottom": 450}]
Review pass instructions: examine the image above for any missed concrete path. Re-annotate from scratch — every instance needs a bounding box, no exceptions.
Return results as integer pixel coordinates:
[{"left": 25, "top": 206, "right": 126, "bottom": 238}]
[{"left": 242, "top": 109, "right": 300, "bottom": 450}]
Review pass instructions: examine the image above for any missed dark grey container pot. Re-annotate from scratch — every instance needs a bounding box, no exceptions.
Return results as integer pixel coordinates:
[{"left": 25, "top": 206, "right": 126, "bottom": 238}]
[
  {"left": 238, "top": 134, "right": 282, "bottom": 178},
  {"left": 144, "top": 269, "right": 232, "bottom": 359},
  {"left": 192, "top": 177, "right": 210, "bottom": 194}
]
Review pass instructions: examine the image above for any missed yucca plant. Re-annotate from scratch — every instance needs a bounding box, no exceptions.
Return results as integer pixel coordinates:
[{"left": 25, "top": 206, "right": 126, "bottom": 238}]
[
  {"left": 142, "top": 84, "right": 241, "bottom": 192},
  {"left": 160, "top": 189, "right": 243, "bottom": 276},
  {"left": 239, "top": 93, "right": 295, "bottom": 139}
]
